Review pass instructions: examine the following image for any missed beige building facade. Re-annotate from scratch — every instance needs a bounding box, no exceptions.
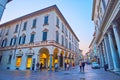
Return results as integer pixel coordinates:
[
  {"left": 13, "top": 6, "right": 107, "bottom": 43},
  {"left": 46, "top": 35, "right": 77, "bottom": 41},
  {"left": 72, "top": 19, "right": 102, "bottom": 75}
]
[{"left": 0, "top": 5, "right": 79, "bottom": 70}]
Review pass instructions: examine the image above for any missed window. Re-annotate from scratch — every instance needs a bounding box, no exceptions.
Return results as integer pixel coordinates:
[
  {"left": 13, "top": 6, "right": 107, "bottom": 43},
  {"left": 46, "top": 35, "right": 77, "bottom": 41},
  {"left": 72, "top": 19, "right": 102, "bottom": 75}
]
[
  {"left": 30, "top": 34, "right": 35, "bottom": 43},
  {"left": 69, "top": 32, "right": 71, "bottom": 40},
  {"left": 19, "top": 35, "right": 26, "bottom": 44},
  {"left": 26, "top": 56, "right": 32, "bottom": 69},
  {"left": 14, "top": 25, "right": 19, "bottom": 33},
  {"left": 62, "top": 24, "right": 64, "bottom": 32},
  {"left": 0, "top": 29, "right": 3, "bottom": 37},
  {"left": 65, "top": 28, "right": 68, "bottom": 36},
  {"left": 10, "top": 37, "right": 17, "bottom": 46},
  {"left": 5, "top": 28, "right": 9, "bottom": 35},
  {"left": 42, "top": 32, "right": 47, "bottom": 41},
  {"left": 1, "top": 39, "right": 7, "bottom": 47},
  {"left": 23, "top": 22, "right": 27, "bottom": 31},
  {"left": 0, "top": 55, "right": 2, "bottom": 64},
  {"left": 56, "top": 17, "right": 59, "bottom": 27},
  {"left": 62, "top": 36, "right": 64, "bottom": 46},
  {"left": 8, "top": 55, "right": 12, "bottom": 64},
  {"left": 65, "top": 39, "right": 68, "bottom": 48},
  {"left": 32, "top": 19, "right": 37, "bottom": 28},
  {"left": 69, "top": 42, "right": 71, "bottom": 50},
  {"left": 56, "top": 31, "right": 59, "bottom": 43},
  {"left": 44, "top": 16, "right": 49, "bottom": 25},
  {"left": 16, "top": 56, "right": 22, "bottom": 67}
]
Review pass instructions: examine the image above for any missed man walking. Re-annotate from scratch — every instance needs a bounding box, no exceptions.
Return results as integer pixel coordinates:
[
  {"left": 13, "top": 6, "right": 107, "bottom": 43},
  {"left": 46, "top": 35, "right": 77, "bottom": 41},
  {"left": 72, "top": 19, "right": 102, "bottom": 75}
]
[
  {"left": 82, "top": 61, "right": 85, "bottom": 72},
  {"left": 79, "top": 61, "right": 82, "bottom": 72}
]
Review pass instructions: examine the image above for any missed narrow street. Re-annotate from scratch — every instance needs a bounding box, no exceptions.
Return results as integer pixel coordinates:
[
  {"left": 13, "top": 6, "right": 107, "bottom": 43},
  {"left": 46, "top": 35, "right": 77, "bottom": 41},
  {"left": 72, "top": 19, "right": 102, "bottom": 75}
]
[{"left": 0, "top": 65, "right": 120, "bottom": 80}]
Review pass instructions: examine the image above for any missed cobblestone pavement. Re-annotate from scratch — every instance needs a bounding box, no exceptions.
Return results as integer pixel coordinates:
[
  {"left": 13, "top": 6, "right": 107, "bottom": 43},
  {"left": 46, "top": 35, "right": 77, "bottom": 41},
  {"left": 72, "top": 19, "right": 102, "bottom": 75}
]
[{"left": 0, "top": 65, "right": 120, "bottom": 80}]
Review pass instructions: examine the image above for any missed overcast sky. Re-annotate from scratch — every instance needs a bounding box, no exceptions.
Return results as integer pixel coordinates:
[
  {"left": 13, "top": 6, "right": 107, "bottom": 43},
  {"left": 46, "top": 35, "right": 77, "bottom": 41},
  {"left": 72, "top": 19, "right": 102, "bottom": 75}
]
[{"left": 1, "top": 0, "right": 94, "bottom": 54}]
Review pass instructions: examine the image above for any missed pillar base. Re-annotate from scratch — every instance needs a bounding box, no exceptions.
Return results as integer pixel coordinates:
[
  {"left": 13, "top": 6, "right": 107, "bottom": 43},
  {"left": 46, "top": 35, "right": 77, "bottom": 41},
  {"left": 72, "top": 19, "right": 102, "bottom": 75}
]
[{"left": 113, "top": 68, "right": 120, "bottom": 71}]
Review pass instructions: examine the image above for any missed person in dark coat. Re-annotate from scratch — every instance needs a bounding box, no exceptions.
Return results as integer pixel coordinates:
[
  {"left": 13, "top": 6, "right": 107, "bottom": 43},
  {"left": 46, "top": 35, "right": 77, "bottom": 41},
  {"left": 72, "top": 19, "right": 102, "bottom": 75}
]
[
  {"left": 36, "top": 62, "right": 39, "bottom": 70},
  {"left": 40, "top": 63, "right": 43, "bottom": 71},
  {"left": 104, "top": 64, "right": 108, "bottom": 71},
  {"left": 82, "top": 61, "right": 85, "bottom": 72},
  {"left": 64, "top": 62, "right": 67, "bottom": 70}
]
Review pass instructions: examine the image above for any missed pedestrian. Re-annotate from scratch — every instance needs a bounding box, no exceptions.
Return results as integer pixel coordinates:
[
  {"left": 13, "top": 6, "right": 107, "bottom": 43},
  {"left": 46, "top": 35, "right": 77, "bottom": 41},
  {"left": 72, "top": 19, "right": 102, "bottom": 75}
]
[
  {"left": 79, "top": 61, "right": 82, "bottom": 72},
  {"left": 67, "top": 63, "right": 69, "bottom": 70},
  {"left": 36, "top": 62, "right": 39, "bottom": 71},
  {"left": 40, "top": 63, "right": 43, "bottom": 71},
  {"left": 82, "top": 61, "right": 85, "bottom": 72},
  {"left": 72, "top": 62, "right": 75, "bottom": 69},
  {"left": 64, "top": 62, "right": 67, "bottom": 70},
  {"left": 104, "top": 64, "right": 108, "bottom": 71},
  {"left": 55, "top": 63, "right": 58, "bottom": 72}
]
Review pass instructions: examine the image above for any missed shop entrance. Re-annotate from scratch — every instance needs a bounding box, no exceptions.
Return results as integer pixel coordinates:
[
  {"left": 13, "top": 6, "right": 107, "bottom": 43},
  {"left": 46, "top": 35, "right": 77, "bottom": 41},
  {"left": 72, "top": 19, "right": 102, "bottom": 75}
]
[{"left": 39, "top": 48, "right": 49, "bottom": 70}]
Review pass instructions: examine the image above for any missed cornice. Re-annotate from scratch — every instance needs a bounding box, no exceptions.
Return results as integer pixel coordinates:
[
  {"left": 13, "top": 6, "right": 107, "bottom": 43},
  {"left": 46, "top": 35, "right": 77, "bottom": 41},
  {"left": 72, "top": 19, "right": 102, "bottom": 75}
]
[
  {"left": 95, "top": 0, "right": 118, "bottom": 44},
  {"left": 92, "top": 0, "right": 96, "bottom": 20}
]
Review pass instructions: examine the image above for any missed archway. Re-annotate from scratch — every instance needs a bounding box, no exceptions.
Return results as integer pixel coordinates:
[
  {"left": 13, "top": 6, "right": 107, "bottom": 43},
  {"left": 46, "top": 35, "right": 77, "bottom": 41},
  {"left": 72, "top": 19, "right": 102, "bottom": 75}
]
[
  {"left": 39, "top": 48, "right": 49, "bottom": 69},
  {"left": 59, "top": 50, "right": 64, "bottom": 67},
  {"left": 53, "top": 48, "right": 59, "bottom": 67}
]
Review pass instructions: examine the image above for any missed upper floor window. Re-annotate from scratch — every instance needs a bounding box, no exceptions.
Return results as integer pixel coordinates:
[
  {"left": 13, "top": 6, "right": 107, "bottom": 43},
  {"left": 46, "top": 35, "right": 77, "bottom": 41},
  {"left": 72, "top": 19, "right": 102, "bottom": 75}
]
[
  {"left": 65, "top": 28, "right": 68, "bottom": 36},
  {"left": 42, "top": 31, "right": 47, "bottom": 41},
  {"left": 32, "top": 19, "right": 37, "bottom": 28},
  {"left": 65, "top": 39, "right": 68, "bottom": 48},
  {"left": 62, "top": 24, "right": 64, "bottom": 33},
  {"left": 1, "top": 38, "right": 7, "bottom": 47},
  {"left": 44, "top": 16, "right": 49, "bottom": 25},
  {"left": 19, "top": 35, "right": 26, "bottom": 44},
  {"left": 56, "top": 17, "right": 59, "bottom": 27},
  {"left": 69, "top": 32, "right": 71, "bottom": 40},
  {"left": 14, "top": 24, "right": 19, "bottom": 33},
  {"left": 56, "top": 31, "right": 59, "bottom": 43},
  {"left": 69, "top": 42, "right": 71, "bottom": 50},
  {"left": 30, "top": 33, "right": 35, "bottom": 43},
  {"left": 0, "top": 29, "right": 2, "bottom": 37},
  {"left": 10, "top": 37, "right": 17, "bottom": 46},
  {"left": 0, "top": 55, "right": 2, "bottom": 64},
  {"left": 61, "top": 36, "right": 64, "bottom": 46},
  {"left": 23, "top": 22, "right": 27, "bottom": 31},
  {"left": 5, "top": 28, "right": 9, "bottom": 36}
]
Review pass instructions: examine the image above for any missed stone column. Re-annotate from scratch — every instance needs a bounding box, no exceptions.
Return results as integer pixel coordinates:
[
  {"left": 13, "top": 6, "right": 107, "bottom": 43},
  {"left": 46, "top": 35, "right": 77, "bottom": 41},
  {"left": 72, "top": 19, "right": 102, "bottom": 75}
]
[
  {"left": 112, "top": 22, "right": 120, "bottom": 58},
  {"left": 102, "top": 41, "right": 108, "bottom": 64},
  {"left": 49, "top": 54, "right": 53, "bottom": 71},
  {"left": 104, "top": 35, "right": 113, "bottom": 70},
  {"left": 99, "top": 44, "right": 104, "bottom": 67},
  {"left": 107, "top": 30, "right": 120, "bottom": 71},
  {"left": 58, "top": 55, "right": 60, "bottom": 67}
]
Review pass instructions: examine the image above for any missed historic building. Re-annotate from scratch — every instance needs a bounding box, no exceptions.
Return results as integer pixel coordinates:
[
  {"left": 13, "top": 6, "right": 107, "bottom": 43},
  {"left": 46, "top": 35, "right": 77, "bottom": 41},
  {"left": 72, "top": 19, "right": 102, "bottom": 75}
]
[
  {"left": 0, "top": 5, "right": 79, "bottom": 70},
  {"left": 89, "top": 32, "right": 99, "bottom": 63},
  {"left": 92, "top": 0, "right": 120, "bottom": 72},
  {"left": 0, "top": 0, "right": 12, "bottom": 21}
]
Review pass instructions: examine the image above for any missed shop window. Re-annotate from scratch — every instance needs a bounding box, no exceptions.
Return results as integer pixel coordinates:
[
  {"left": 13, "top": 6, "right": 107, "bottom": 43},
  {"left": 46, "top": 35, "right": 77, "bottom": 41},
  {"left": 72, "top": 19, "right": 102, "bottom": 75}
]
[
  {"left": 16, "top": 56, "right": 22, "bottom": 67},
  {"left": 26, "top": 56, "right": 32, "bottom": 69}
]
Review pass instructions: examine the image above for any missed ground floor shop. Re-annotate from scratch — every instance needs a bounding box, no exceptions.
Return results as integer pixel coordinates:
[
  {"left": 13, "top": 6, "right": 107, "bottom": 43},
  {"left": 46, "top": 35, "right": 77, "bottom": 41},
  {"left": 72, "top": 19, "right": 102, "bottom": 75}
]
[{"left": 0, "top": 46, "right": 75, "bottom": 71}]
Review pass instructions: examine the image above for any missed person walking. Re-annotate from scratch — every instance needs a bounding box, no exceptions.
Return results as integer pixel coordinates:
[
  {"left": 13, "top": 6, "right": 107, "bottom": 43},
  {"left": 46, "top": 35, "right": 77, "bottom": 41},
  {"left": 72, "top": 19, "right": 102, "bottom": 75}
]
[
  {"left": 40, "top": 63, "right": 43, "bottom": 71},
  {"left": 64, "top": 62, "right": 67, "bottom": 70},
  {"left": 36, "top": 62, "right": 40, "bottom": 71},
  {"left": 55, "top": 63, "right": 58, "bottom": 72},
  {"left": 67, "top": 63, "right": 69, "bottom": 70},
  {"left": 82, "top": 61, "right": 85, "bottom": 72},
  {"left": 79, "top": 61, "right": 82, "bottom": 72}
]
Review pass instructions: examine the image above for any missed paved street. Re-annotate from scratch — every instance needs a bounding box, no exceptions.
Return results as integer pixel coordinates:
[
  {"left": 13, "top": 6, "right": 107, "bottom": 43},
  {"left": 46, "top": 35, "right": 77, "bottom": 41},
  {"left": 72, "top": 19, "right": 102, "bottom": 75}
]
[{"left": 0, "top": 65, "right": 120, "bottom": 80}]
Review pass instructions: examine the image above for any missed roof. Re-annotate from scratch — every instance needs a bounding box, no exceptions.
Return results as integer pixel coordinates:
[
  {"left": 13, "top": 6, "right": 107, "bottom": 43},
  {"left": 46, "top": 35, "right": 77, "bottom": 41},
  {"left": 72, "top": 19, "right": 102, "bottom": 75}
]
[
  {"left": 92, "top": 0, "right": 96, "bottom": 20},
  {"left": 0, "top": 5, "right": 79, "bottom": 42}
]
